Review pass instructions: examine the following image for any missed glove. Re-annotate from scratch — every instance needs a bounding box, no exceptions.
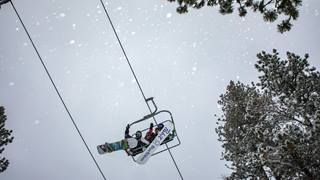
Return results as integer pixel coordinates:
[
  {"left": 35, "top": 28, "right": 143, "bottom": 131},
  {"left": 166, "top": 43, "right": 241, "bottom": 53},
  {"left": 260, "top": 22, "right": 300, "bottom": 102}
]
[
  {"left": 150, "top": 123, "right": 154, "bottom": 129},
  {"left": 126, "top": 124, "right": 130, "bottom": 130}
]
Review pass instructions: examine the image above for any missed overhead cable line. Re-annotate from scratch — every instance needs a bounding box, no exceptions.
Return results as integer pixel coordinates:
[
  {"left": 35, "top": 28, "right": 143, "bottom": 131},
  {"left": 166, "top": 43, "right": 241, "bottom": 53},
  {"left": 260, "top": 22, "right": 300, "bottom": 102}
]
[
  {"left": 97, "top": 1, "right": 184, "bottom": 179},
  {"left": 8, "top": 1, "right": 108, "bottom": 180}
]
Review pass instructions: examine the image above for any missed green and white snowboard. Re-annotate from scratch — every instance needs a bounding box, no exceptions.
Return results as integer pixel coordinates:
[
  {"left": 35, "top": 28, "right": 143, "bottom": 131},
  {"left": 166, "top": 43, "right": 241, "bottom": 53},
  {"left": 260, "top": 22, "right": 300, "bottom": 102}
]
[{"left": 97, "top": 139, "right": 129, "bottom": 154}]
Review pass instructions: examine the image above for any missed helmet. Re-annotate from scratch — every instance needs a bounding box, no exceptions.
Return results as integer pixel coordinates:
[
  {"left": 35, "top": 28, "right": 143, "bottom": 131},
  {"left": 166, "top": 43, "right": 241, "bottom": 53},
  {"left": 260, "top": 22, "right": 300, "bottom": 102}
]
[
  {"left": 156, "top": 124, "right": 164, "bottom": 131},
  {"left": 135, "top": 131, "right": 142, "bottom": 139}
]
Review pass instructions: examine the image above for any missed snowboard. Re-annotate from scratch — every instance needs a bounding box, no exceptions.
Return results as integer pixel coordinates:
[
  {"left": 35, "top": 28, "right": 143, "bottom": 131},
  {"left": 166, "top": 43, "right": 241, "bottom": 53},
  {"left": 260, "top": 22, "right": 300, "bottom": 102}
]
[
  {"left": 97, "top": 139, "right": 129, "bottom": 154},
  {"left": 136, "top": 122, "right": 174, "bottom": 164}
]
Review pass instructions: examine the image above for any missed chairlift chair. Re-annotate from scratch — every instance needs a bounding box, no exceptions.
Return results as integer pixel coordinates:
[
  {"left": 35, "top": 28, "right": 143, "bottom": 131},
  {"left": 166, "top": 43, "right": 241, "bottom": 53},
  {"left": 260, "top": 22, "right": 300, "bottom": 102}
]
[{"left": 127, "top": 97, "right": 181, "bottom": 162}]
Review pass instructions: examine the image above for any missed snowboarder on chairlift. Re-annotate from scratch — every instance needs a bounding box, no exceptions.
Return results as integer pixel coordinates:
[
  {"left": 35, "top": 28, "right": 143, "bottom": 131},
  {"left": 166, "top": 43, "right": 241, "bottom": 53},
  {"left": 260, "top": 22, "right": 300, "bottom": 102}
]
[
  {"left": 97, "top": 123, "right": 152, "bottom": 155},
  {"left": 126, "top": 123, "right": 166, "bottom": 156},
  {"left": 144, "top": 123, "right": 164, "bottom": 142},
  {"left": 144, "top": 123, "right": 157, "bottom": 142},
  {"left": 124, "top": 124, "right": 150, "bottom": 155},
  {"left": 97, "top": 123, "right": 167, "bottom": 156}
]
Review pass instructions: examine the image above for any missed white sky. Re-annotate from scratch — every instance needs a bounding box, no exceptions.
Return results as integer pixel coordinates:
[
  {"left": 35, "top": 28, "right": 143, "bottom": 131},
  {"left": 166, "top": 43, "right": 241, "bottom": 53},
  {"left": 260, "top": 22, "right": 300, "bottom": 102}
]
[{"left": 0, "top": 0, "right": 320, "bottom": 179}]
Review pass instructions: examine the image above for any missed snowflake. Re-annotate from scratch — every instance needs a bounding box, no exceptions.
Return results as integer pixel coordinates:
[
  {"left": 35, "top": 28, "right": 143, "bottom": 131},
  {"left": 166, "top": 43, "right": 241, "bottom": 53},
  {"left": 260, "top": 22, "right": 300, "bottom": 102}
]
[
  {"left": 114, "top": 102, "right": 119, "bottom": 107},
  {"left": 119, "top": 82, "right": 125, "bottom": 87}
]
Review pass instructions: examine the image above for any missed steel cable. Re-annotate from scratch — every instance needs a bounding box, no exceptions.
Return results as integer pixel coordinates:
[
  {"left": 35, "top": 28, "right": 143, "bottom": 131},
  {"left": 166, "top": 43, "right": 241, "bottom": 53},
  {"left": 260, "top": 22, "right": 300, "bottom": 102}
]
[
  {"left": 98, "top": 1, "right": 184, "bottom": 179},
  {"left": 9, "top": 1, "right": 108, "bottom": 180}
]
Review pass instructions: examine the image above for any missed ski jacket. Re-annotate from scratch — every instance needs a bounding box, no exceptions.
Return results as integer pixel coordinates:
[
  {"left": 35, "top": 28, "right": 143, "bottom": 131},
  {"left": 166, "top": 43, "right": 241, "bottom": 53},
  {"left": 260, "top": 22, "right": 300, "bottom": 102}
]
[
  {"left": 126, "top": 138, "right": 138, "bottom": 148},
  {"left": 124, "top": 125, "right": 149, "bottom": 147},
  {"left": 125, "top": 125, "right": 132, "bottom": 139},
  {"left": 144, "top": 127, "right": 155, "bottom": 142}
]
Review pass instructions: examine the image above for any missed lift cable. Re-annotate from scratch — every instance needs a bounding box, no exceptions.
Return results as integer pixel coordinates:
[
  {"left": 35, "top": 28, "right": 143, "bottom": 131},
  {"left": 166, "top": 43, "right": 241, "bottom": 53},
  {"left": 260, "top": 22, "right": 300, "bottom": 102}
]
[
  {"left": 5, "top": 0, "right": 184, "bottom": 179},
  {"left": 9, "top": 1, "right": 108, "bottom": 180},
  {"left": 98, "top": 1, "right": 184, "bottom": 179}
]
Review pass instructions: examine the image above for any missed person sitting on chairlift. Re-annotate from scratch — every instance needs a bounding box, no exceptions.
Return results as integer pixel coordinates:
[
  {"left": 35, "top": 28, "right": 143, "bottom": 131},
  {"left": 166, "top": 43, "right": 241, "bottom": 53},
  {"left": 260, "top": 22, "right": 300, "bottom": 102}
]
[
  {"left": 124, "top": 124, "right": 150, "bottom": 155},
  {"left": 126, "top": 123, "right": 166, "bottom": 156}
]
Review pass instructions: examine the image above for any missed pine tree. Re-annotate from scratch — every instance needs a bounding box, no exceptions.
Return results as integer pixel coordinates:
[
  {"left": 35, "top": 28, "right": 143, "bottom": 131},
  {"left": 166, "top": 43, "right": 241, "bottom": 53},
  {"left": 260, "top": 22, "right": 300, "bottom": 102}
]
[
  {"left": 0, "top": 0, "right": 10, "bottom": 9},
  {"left": 166, "top": 0, "right": 302, "bottom": 33},
  {"left": 216, "top": 50, "right": 320, "bottom": 179},
  {"left": 0, "top": 106, "right": 14, "bottom": 173}
]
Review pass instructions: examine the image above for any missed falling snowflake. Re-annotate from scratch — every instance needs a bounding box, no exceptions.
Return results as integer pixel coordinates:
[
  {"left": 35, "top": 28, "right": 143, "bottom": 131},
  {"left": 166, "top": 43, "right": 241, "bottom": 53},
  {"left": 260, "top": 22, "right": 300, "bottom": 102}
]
[
  {"left": 59, "top": 13, "right": 66, "bottom": 17},
  {"left": 49, "top": 48, "right": 57, "bottom": 52},
  {"left": 166, "top": 13, "right": 172, "bottom": 18},
  {"left": 192, "top": 67, "right": 197, "bottom": 71},
  {"left": 119, "top": 82, "right": 125, "bottom": 87},
  {"left": 69, "top": 40, "right": 75, "bottom": 44},
  {"left": 114, "top": 102, "right": 119, "bottom": 107},
  {"left": 9, "top": 82, "right": 15, "bottom": 86}
]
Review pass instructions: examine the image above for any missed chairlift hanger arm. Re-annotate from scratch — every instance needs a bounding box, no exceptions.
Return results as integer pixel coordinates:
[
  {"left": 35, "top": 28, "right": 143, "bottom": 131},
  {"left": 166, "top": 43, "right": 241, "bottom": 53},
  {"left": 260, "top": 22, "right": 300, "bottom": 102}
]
[
  {"left": 129, "top": 97, "right": 158, "bottom": 126},
  {"left": 129, "top": 109, "right": 174, "bottom": 127},
  {"left": 145, "top": 97, "right": 158, "bottom": 113}
]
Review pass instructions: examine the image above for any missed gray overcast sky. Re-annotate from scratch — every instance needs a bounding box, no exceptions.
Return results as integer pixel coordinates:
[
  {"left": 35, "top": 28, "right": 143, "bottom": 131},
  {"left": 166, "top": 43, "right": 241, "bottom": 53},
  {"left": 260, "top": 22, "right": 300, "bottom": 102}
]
[{"left": 1, "top": 0, "right": 320, "bottom": 179}]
